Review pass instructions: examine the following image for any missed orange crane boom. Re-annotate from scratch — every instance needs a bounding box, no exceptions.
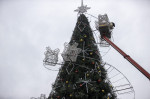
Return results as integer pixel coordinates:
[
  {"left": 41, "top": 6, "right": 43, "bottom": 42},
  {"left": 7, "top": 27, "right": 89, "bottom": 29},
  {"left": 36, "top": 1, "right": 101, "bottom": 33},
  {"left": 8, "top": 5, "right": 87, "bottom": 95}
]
[{"left": 103, "top": 35, "right": 150, "bottom": 80}]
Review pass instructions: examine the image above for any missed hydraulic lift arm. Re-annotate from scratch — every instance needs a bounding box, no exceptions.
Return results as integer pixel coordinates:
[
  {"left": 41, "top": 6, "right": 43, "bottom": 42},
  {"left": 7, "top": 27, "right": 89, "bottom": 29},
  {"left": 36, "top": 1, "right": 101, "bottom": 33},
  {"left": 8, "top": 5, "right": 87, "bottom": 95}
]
[{"left": 103, "top": 35, "right": 150, "bottom": 80}]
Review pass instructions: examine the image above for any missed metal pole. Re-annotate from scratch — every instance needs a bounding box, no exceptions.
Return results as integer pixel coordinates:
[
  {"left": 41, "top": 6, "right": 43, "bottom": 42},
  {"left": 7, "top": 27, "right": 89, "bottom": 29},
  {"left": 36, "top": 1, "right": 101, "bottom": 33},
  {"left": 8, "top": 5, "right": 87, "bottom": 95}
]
[{"left": 103, "top": 35, "right": 150, "bottom": 80}]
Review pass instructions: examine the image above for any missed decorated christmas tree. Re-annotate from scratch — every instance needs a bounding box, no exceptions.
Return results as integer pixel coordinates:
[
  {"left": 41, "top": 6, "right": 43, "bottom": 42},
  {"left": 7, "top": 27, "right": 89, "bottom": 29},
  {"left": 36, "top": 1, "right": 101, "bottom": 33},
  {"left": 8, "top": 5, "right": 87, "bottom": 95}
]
[
  {"left": 30, "top": 1, "right": 143, "bottom": 99},
  {"left": 42, "top": 0, "right": 116, "bottom": 99},
  {"left": 47, "top": 12, "right": 116, "bottom": 99}
]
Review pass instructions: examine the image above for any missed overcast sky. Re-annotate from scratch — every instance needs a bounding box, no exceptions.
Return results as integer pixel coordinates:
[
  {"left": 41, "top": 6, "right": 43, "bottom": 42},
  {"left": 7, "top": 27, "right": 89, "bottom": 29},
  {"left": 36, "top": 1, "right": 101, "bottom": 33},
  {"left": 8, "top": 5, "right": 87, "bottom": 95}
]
[{"left": 0, "top": 0, "right": 150, "bottom": 99}]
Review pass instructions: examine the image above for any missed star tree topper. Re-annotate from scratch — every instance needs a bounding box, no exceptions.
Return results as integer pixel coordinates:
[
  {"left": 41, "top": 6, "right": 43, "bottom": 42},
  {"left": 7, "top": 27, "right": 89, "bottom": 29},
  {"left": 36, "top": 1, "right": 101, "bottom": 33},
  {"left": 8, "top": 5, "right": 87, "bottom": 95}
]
[{"left": 74, "top": 0, "right": 90, "bottom": 14}]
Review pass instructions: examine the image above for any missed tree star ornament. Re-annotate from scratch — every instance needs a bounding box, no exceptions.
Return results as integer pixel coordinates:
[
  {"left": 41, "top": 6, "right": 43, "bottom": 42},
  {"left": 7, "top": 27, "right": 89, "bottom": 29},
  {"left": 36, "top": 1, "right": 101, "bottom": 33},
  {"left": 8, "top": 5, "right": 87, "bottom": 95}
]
[
  {"left": 43, "top": 47, "right": 60, "bottom": 66},
  {"left": 61, "top": 42, "right": 81, "bottom": 62},
  {"left": 81, "top": 42, "right": 93, "bottom": 59},
  {"left": 77, "top": 73, "right": 96, "bottom": 93},
  {"left": 74, "top": 0, "right": 90, "bottom": 14}
]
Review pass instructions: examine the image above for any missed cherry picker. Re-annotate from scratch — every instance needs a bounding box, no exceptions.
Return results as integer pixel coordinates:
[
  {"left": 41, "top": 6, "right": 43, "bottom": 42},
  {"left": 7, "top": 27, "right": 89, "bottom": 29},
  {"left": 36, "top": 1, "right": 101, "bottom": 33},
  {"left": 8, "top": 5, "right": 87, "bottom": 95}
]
[{"left": 96, "top": 14, "right": 150, "bottom": 80}]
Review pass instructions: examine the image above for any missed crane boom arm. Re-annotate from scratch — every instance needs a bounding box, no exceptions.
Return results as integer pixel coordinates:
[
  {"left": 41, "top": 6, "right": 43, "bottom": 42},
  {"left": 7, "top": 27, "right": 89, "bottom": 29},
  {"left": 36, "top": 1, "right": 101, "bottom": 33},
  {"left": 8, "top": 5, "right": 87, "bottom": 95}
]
[{"left": 103, "top": 35, "right": 150, "bottom": 80}]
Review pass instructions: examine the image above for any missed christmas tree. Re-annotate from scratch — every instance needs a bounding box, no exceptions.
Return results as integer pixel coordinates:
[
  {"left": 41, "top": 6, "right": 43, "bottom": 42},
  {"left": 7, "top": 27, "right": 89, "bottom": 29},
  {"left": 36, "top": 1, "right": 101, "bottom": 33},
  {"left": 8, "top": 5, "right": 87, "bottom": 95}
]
[{"left": 48, "top": 13, "right": 116, "bottom": 99}]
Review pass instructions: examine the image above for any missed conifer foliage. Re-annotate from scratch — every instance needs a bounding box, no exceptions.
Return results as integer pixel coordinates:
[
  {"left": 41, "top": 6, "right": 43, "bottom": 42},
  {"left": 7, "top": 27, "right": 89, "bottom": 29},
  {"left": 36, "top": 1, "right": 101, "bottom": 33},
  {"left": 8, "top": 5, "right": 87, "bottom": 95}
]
[{"left": 48, "top": 14, "right": 116, "bottom": 99}]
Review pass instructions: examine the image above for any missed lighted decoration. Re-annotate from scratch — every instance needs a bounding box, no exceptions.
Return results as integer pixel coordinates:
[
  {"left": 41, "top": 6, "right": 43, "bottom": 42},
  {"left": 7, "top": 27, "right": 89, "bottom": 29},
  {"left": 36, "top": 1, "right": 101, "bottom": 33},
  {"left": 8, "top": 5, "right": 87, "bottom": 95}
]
[
  {"left": 66, "top": 62, "right": 75, "bottom": 74},
  {"left": 95, "top": 14, "right": 110, "bottom": 29},
  {"left": 90, "top": 52, "right": 93, "bottom": 55},
  {"left": 86, "top": 73, "right": 89, "bottom": 77},
  {"left": 78, "top": 22, "right": 86, "bottom": 32},
  {"left": 102, "top": 63, "right": 135, "bottom": 98},
  {"left": 70, "top": 94, "right": 72, "bottom": 97},
  {"left": 77, "top": 73, "right": 96, "bottom": 93},
  {"left": 43, "top": 47, "right": 60, "bottom": 66},
  {"left": 61, "top": 42, "right": 81, "bottom": 62},
  {"left": 74, "top": 0, "right": 90, "bottom": 14},
  {"left": 66, "top": 81, "right": 69, "bottom": 84},
  {"left": 102, "top": 90, "right": 105, "bottom": 93},
  {"left": 81, "top": 42, "right": 93, "bottom": 59},
  {"left": 80, "top": 38, "right": 84, "bottom": 42},
  {"left": 84, "top": 34, "right": 87, "bottom": 38}
]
